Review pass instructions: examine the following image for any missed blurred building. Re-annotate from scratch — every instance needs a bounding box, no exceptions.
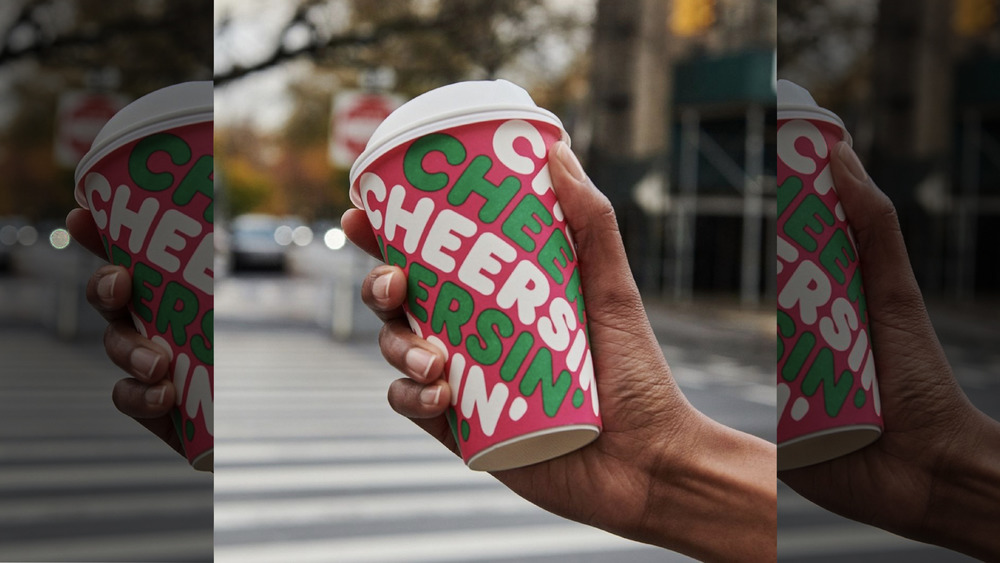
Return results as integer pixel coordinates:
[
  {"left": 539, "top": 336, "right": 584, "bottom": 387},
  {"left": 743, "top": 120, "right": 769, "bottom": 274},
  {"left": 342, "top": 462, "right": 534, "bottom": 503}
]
[
  {"left": 777, "top": 0, "right": 1000, "bottom": 299},
  {"left": 868, "top": 0, "right": 1000, "bottom": 298},
  {"left": 587, "top": 0, "right": 776, "bottom": 304}
]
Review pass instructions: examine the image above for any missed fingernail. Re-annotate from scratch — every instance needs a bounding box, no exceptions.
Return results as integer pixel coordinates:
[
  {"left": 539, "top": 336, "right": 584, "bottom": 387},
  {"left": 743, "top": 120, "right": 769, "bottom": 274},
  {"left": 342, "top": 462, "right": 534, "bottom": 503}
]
[
  {"left": 97, "top": 271, "right": 118, "bottom": 301},
  {"left": 557, "top": 142, "right": 586, "bottom": 182},
  {"left": 145, "top": 385, "right": 166, "bottom": 407},
  {"left": 420, "top": 385, "right": 442, "bottom": 407},
  {"left": 405, "top": 347, "right": 435, "bottom": 381},
  {"left": 837, "top": 142, "right": 868, "bottom": 183},
  {"left": 131, "top": 347, "right": 160, "bottom": 381},
  {"left": 372, "top": 272, "right": 393, "bottom": 305}
]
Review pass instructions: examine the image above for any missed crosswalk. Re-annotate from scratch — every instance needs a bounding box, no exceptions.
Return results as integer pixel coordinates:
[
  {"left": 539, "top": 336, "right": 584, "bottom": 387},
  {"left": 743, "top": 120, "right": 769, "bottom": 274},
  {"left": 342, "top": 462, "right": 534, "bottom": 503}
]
[
  {"left": 213, "top": 326, "right": 676, "bottom": 563},
  {"left": 0, "top": 327, "right": 213, "bottom": 562}
]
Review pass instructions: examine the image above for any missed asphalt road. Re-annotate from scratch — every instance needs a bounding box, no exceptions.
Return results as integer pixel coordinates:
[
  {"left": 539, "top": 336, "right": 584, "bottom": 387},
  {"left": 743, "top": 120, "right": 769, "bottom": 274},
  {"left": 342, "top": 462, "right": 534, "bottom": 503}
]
[
  {"left": 211, "top": 241, "right": 775, "bottom": 563},
  {"left": 0, "top": 324, "right": 213, "bottom": 562},
  {"left": 2, "top": 239, "right": 997, "bottom": 562}
]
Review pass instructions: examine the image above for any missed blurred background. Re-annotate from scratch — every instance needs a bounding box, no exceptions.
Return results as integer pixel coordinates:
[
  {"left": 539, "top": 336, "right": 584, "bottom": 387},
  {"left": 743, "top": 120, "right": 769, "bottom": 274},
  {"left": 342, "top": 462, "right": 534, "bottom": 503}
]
[
  {"left": 211, "top": 0, "right": 775, "bottom": 562},
  {"left": 0, "top": 1, "right": 212, "bottom": 561},
  {"left": 778, "top": 0, "right": 1000, "bottom": 561}
]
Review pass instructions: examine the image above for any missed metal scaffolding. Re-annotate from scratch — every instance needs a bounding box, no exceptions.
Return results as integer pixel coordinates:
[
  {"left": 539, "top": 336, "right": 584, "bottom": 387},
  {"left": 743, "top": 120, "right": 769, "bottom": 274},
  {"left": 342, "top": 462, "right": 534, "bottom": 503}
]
[{"left": 667, "top": 102, "right": 775, "bottom": 306}]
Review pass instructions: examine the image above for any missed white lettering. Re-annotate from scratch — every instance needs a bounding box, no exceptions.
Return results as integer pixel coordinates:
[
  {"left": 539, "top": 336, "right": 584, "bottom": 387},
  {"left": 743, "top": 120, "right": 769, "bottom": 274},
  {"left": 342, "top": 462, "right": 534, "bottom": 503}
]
[
  {"left": 777, "top": 119, "right": 826, "bottom": 176},
  {"left": 459, "top": 363, "right": 509, "bottom": 437},
  {"left": 778, "top": 260, "right": 831, "bottom": 325},
  {"left": 456, "top": 232, "right": 517, "bottom": 296},
  {"left": 421, "top": 209, "right": 476, "bottom": 273},
  {"left": 85, "top": 173, "right": 112, "bottom": 230},
  {"left": 183, "top": 232, "right": 214, "bottom": 296},
  {"left": 360, "top": 172, "right": 387, "bottom": 229},
  {"left": 384, "top": 184, "right": 434, "bottom": 253},
  {"left": 109, "top": 184, "right": 159, "bottom": 253},
  {"left": 819, "top": 297, "right": 857, "bottom": 352},
  {"left": 497, "top": 260, "right": 550, "bottom": 324},
  {"left": 146, "top": 209, "right": 202, "bottom": 273},
  {"left": 493, "top": 119, "right": 545, "bottom": 175},
  {"left": 537, "top": 297, "right": 577, "bottom": 352}
]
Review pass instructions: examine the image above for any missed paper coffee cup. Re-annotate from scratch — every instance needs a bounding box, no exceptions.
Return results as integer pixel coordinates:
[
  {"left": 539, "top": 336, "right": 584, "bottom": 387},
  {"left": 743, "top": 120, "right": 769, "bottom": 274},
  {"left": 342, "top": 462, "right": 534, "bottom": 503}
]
[
  {"left": 776, "top": 79, "right": 881, "bottom": 471},
  {"left": 74, "top": 82, "right": 214, "bottom": 471},
  {"left": 350, "top": 80, "right": 600, "bottom": 471}
]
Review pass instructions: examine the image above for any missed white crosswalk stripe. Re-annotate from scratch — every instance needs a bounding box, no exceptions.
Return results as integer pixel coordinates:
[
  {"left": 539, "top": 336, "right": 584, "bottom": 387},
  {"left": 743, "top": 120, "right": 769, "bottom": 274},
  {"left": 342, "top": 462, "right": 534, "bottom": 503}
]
[
  {"left": 0, "top": 329, "right": 213, "bottom": 562},
  {"left": 214, "top": 327, "right": 676, "bottom": 563}
]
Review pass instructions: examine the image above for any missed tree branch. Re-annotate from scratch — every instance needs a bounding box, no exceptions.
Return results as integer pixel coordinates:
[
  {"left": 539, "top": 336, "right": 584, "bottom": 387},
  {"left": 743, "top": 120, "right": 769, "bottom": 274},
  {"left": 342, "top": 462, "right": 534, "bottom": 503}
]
[{"left": 213, "top": 13, "right": 456, "bottom": 87}]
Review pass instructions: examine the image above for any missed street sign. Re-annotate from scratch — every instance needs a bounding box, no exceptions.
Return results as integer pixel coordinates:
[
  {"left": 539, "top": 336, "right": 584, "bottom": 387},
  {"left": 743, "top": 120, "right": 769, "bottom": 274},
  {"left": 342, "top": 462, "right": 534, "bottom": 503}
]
[
  {"left": 329, "top": 90, "right": 404, "bottom": 168},
  {"left": 54, "top": 91, "right": 129, "bottom": 168}
]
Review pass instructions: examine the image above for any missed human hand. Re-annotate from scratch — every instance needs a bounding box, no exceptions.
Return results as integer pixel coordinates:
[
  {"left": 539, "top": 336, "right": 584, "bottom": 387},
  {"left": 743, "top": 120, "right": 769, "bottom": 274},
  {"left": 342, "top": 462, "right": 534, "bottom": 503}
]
[
  {"left": 779, "top": 142, "right": 1000, "bottom": 560},
  {"left": 343, "top": 141, "right": 776, "bottom": 562},
  {"left": 65, "top": 207, "right": 184, "bottom": 458}
]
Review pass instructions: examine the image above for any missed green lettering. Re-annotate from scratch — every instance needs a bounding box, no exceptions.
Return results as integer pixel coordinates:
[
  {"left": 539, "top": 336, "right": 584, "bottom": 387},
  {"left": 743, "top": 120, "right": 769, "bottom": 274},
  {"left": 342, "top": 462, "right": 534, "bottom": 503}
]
[
  {"left": 131, "top": 262, "right": 162, "bottom": 323},
  {"left": 385, "top": 242, "right": 407, "bottom": 269},
  {"left": 847, "top": 269, "right": 868, "bottom": 324},
  {"left": 407, "top": 262, "right": 436, "bottom": 323},
  {"left": 431, "top": 281, "right": 474, "bottom": 346},
  {"left": 191, "top": 310, "right": 213, "bottom": 366},
  {"left": 129, "top": 133, "right": 192, "bottom": 192},
  {"left": 820, "top": 228, "right": 855, "bottom": 285},
  {"left": 782, "top": 330, "right": 815, "bottom": 382},
  {"left": 466, "top": 309, "right": 514, "bottom": 365},
  {"left": 448, "top": 155, "right": 520, "bottom": 223},
  {"left": 500, "top": 332, "right": 534, "bottom": 382},
  {"left": 802, "top": 347, "right": 854, "bottom": 417},
  {"left": 783, "top": 194, "right": 834, "bottom": 252},
  {"left": 403, "top": 133, "right": 466, "bottom": 192},
  {"left": 109, "top": 243, "right": 132, "bottom": 268},
  {"left": 519, "top": 347, "right": 571, "bottom": 417},
  {"left": 501, "top": 194, "right": 552, "bottom": 251},
  {"left": 778, "top": 176, "right": 804, "bottom": 217},
  {"left": 777, "top": 310, "right": 795, "bottom": 361},
  {"left": 156, "top": 281, "right": 199, "bottom": 346},
  {"left": 566, "top": 268, "right": 585, "bottom": 323},
  {"left": 174, "top": 155, "right": 214, "bottom": 223},
  {"left": 539, "top": 228, "right": 574, "bottom": 284}
]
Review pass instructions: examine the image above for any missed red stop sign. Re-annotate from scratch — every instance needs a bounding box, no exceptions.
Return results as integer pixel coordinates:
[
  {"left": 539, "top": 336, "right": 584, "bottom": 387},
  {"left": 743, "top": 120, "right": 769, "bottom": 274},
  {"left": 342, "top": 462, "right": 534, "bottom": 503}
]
[
  {"left": 55, "top": 91, "right": 128, "bottom": 167},
  {"left": 330, "top": 91, "right": 403, "bottom": 168}
]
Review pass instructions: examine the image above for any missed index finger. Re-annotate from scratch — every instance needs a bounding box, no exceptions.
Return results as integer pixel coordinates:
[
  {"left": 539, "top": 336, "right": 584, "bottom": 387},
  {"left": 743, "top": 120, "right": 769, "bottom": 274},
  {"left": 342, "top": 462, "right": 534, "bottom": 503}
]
[
  {"left": 342, "top": 208, "right": 382, "bottom": 260},
  {"left": 66, "top": 207, "right": 109, "bottom": 260}
]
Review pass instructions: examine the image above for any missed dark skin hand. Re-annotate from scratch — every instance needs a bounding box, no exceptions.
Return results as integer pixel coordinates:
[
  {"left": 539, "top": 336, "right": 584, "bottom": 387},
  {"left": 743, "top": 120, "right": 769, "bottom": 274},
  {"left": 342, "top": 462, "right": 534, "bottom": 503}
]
[
  {"left": 343, "top": 141, "right": 777, "bottom": 562},
  {"left": 66, "top": 207, "right": 183, "bottom": 458},
  {"left": 779, "top": 142, "right": 1000, "bottom": 561}
]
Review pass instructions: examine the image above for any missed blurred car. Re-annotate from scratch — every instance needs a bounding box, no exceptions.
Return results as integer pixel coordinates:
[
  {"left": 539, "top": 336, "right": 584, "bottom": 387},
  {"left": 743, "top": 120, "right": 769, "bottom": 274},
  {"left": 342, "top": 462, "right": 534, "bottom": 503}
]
[
  {"left": 0, "top": 216, "right": 32, "bottom": 272},
  {"left": 229, "top": 214, "right": 289, "bottom": 271}
]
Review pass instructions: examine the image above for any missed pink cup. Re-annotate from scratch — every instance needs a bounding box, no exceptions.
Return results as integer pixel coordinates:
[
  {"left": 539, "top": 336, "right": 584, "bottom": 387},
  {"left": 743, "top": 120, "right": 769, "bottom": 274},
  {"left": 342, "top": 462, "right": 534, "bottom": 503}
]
[
  {"left": 75, "top": 82, "right": 214, "bottom": 471},
  {"left": 350, "top": 80, "right": 601, "bottom": 471},
  {"left": 777, "top": 80, "right": 882, "bottom": 470}
]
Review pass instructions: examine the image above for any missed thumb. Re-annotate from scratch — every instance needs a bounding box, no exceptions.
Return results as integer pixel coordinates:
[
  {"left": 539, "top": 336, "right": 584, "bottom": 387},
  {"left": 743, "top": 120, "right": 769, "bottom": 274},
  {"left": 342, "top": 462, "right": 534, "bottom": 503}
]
[
  {"left": 548, "top": 141, "right": 645, "bottom": 325},
  {"left": 831, "top": 142, "right": 937, "bottom": 346}
]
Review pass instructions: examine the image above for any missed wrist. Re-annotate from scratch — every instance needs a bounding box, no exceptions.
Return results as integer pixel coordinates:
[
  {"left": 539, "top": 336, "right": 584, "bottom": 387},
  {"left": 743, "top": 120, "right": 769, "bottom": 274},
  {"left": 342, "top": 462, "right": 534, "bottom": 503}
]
[
  {"left": 642, "top": 414, "right": 776, "bottom": 562},
  {"left": 922, "top": 411, "right": 1000, "bottom": 560}
]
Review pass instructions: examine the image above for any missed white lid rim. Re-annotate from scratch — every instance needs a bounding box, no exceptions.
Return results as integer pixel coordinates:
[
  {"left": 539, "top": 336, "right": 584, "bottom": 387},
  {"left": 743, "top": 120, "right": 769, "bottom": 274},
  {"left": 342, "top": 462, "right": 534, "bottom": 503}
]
[
  {"left": 777, "top": 105, "right": 853, "bottom": 147},
  {"left": 74, "top": 112, "right": 212, "bottom": 187},
  {"left": 349, "top": 107, "right": 567, "bottom": 185}
]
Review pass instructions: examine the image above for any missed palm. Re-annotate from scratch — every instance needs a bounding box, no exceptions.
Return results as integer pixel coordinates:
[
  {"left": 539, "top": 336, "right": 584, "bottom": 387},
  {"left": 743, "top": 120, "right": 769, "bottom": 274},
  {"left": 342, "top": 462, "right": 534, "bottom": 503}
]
[
  {"left": 780, "top": 304, "right": 969, "bottom": 533},
  {"left": 494, "top": 311, "right": 690, "bottom": 538}
]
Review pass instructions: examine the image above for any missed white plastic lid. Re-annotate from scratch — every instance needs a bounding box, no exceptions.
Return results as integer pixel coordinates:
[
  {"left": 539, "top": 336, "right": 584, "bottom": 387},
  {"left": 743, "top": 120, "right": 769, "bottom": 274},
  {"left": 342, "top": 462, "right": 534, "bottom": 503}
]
[
  {"left": 349, "top": 80, "right": 568, "bottom": 207},
  {"left": 776, "top": 79, "right": 851, "bottom": 145},
  {"left": 74, "top": 81, "right": 213, "bottom": 203}
]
